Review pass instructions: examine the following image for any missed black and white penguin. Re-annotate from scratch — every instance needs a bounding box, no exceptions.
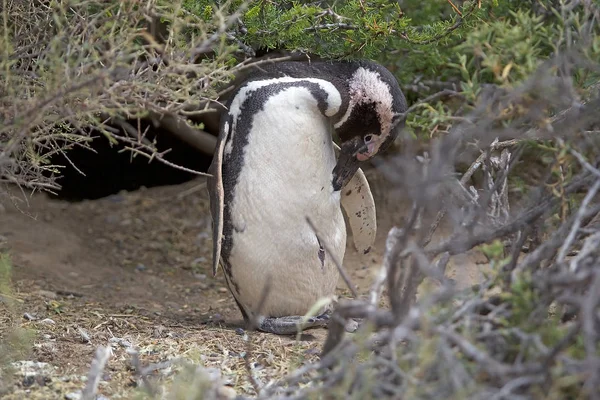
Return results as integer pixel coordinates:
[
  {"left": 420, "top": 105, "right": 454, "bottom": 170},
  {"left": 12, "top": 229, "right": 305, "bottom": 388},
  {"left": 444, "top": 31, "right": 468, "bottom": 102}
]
[{"left": 208, "top": 59, "right": 407, "bottom": 334}]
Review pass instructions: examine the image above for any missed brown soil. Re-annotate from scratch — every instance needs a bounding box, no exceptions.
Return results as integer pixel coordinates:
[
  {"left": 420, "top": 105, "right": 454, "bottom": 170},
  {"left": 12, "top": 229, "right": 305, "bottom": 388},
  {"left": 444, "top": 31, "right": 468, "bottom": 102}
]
[{"left": 0, "top": 177, "right": 486, "bottom": 398}]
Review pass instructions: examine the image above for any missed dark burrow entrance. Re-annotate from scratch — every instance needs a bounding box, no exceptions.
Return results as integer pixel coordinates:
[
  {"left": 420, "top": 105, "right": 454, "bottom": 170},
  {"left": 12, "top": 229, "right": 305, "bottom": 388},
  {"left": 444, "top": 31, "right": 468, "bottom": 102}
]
[{"left": 46, "top": 121, "right": 214, "bottom": 201}]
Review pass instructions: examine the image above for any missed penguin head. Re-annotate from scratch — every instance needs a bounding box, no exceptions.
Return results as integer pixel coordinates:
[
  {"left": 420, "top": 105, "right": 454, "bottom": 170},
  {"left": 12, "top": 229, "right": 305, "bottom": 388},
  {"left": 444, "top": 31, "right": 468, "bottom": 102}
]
[{"left": 332, "top": 61, "right": 407, "bottom": 191}]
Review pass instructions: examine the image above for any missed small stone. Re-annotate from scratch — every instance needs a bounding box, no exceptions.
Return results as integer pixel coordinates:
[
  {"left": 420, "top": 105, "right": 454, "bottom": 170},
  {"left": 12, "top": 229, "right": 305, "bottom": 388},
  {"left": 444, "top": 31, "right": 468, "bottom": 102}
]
[
  {"left": 40, "top": 318, "right": 56, "bottom": 325},
  {"left": 105, "top": 214, "right": 120, "bottom": 224},
  {"left": 109, "top": 337, "right": 132, "bottom": 348},
  {"left": 65, "top": 391, "right": 81, "bottom": 400},
  {"left": 148, "top": 242, "right": 162, "bottom": 250},
  {"left": 204, "top": 367, "right": 222, "bottom": 381},
  {"left": 195, "top": 282, "right": 209, "bottom": 290},
  {"left": 344, "top": 319, "right": 360, "bottom": 333},
  {"left": 153, "top": 325, "right": 166, "bottom": 338},
  {"left": 108, "top": 194, "right": 125, "bottom": 203},
  {"left": 217, "top": 386, "right": 237, "bottom": 399},
  {"left": 192, "top": 257, "right": 207, "bottom": 265},
  {"left": 37, "top": 375, "right": 51, "bottom": 386},
  {"left": 77, "top": 327, "right": 91, "bottom": 343},
  {"left": 37, "top": 290, "right": 57, "bottom": 299},
  {"left": 23, "top": 313, "right": 36, "bottom": 321},
  {"left": 304, "top": 347, "right": 320, "bottom": 356},
  {"left": 11, "top": 360, "right": 55, "bottom": 378},
  {"left": 196, "top": 232, "right": 210, "bottom": 240},
  {"left": 218, "top": 287, "right": 228, "bottom": 293},
  {"left": 135, "top": 264, "right": 146, "bottom": 272},
  {"left": 22, "top": 375, "right": 35, "bottom": 387}
]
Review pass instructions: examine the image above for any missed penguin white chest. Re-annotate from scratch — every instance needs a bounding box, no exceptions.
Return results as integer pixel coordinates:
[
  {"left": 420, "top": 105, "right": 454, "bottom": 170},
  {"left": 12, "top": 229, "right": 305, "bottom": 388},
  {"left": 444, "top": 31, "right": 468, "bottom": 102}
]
[{"left": 226, "top": 86, "right": 346, "bottom": 317}]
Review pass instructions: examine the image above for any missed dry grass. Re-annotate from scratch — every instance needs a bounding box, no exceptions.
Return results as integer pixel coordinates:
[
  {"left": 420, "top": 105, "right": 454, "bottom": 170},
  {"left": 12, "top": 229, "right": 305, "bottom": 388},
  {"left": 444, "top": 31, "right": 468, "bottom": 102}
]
[{"left": 0, "top": 264, "right": 325, "bottom": 399}]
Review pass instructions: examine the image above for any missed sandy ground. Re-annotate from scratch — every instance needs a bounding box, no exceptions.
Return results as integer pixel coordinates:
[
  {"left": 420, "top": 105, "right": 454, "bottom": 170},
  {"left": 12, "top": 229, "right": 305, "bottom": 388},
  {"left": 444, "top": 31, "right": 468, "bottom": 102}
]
[{"left": 0, "top": 175, "right": 488, "bottom": 398}]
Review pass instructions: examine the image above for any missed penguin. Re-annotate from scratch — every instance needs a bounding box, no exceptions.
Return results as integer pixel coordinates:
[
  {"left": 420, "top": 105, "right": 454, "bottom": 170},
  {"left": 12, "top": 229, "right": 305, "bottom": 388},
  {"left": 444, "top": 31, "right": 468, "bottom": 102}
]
[{"left": 208, "top": 59, "right": 407, "bottom": 334}]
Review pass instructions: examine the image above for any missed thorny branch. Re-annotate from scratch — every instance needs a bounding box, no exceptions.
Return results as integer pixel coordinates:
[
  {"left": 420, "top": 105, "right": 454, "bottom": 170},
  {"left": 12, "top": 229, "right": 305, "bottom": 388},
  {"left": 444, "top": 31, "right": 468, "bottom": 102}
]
[
  {"left": 1, "top": 1, "right": 298, "bottom": 192},
  {"left": 0, "top": 0, "right": 484, "bottom": 194},
  {"left": 253, "top": 45, "right": 600, "bottom": 400}
]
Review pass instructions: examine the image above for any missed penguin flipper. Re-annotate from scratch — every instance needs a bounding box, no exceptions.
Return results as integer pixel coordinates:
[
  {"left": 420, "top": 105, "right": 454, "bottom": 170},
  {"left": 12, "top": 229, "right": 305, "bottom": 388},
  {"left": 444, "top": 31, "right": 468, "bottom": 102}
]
[
  {"left": 340, "top": 168, "right": 377, "bottom": 254},
  {"left": 207, "top": 117, "right": 230, "bottom": 277},
  {"left": 333, "top": 143, "right": 378, "bottom": 255}
]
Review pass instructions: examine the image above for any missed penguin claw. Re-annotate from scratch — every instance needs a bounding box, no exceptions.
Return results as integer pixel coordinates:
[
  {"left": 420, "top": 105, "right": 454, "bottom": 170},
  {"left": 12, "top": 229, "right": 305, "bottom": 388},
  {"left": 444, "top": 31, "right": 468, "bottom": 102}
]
[{"left": 314, "top": 312, "right": 331, "bottom": 322}]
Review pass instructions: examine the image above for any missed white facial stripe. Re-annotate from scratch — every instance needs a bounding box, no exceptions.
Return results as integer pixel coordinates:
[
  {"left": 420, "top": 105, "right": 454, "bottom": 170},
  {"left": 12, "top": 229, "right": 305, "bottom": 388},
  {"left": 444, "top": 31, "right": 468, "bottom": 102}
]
[
  {"left": 334, "top": 67, "right": 395, "bottom": 155},
  {"left": 333, "top": 96, "right": 355, "bottom": 129},
  {"left": 225, "top": 77, "right": 342, "bottom": 156}
]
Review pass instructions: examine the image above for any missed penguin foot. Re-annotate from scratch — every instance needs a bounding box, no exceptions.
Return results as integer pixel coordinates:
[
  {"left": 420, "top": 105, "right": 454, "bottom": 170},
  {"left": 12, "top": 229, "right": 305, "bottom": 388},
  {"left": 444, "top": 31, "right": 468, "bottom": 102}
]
[{"left": 257, "top": 313, "right": 330, "bottom": 335}]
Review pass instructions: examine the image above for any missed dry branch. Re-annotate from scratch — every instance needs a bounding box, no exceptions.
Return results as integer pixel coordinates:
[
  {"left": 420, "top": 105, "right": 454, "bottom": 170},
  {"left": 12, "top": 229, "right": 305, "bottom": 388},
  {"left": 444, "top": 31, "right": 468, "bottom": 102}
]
[
  {"left": 81, "top": 346, "right": 111, "bottom": 400},
  {"left": 255, "top": 42, "right": 600, "bottom": 399}
]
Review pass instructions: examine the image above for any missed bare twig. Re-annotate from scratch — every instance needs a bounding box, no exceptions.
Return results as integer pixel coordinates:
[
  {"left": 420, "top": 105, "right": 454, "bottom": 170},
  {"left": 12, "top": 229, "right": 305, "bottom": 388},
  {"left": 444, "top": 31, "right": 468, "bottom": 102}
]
[
  {"left": 81, "top": 346, "right": 111, "bottom": 400},
  {"left": 306, "top": 216, "right": 358, "bottom": 298},
  {"left": 148, "top": 111, "right": 217, "bottom": 155},
  {"left": 557, "top": 179, "right": 600, "bottom": 263}
]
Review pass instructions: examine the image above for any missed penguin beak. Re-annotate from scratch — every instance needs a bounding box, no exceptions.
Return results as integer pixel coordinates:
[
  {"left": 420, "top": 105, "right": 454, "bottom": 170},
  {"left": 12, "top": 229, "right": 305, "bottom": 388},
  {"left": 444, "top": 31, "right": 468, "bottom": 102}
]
[{"left": 332, "top": 139, "right": 362, "bottom": 191}]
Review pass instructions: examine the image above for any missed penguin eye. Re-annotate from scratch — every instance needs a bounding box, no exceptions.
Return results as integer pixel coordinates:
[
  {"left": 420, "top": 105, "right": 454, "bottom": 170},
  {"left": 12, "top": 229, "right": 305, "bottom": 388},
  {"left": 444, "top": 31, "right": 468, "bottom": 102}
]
[{"left": 364, "top": 134, "right": 374, "bottom": 144}]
